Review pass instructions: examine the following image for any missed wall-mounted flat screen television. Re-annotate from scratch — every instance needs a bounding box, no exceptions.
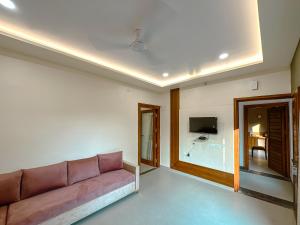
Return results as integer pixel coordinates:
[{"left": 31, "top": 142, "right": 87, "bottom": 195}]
[{"left": 189, "top": 117, "right": 218, "bottom": 134}]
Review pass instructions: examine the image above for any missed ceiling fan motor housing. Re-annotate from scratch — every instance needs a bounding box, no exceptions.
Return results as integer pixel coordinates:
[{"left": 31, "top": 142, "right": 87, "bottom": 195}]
[{"left": 130, "top": 40, "right": 147, "bottom": 52}]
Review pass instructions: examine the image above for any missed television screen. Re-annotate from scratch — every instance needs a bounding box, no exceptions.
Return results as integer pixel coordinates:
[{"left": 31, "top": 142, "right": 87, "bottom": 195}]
[{"left": 189, "top": 117, "right": 217, "bottom": 134}]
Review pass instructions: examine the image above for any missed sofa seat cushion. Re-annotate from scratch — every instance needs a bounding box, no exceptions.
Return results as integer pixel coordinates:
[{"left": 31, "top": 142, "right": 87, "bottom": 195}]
[
  {"left": 74, "top": 169, "right": 135, "bottom": 204},
  {"left": 0, "top": 206, "right": 7, "bottom": 225},
  {"left": 7, "top": 169, "right": 135, "bottom": 225}
]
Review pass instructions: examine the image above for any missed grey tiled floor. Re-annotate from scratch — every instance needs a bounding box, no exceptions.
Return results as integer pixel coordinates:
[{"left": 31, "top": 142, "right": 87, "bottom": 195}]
[
  {"left": 140, "top": 163, "right": 156, "bottom": 174},
  {"left": 240, "top": 171, "right": 293, "bottom": 202},
  {"left": 249, "top": 150, "right": 282, "bottom": 176},
  {"left": 76, "top": 167, "right": 296, "bottom": 225}
]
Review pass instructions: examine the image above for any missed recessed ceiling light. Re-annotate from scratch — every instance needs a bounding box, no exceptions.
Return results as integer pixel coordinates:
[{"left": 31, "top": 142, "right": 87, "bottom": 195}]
[
  {"left": 219, "top": 53, "right": 229, "bottom": 60},
  {"left": 162, "top": 73, "right": 169, "bottom": 77},
  {"left": 0, "top": 0, "right": 16, "bottom": 10}
]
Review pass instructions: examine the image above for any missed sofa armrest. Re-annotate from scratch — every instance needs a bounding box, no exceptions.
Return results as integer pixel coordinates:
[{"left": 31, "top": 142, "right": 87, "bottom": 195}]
[{"left": 123, "top": 161, "right": 139, "bottom": 191}]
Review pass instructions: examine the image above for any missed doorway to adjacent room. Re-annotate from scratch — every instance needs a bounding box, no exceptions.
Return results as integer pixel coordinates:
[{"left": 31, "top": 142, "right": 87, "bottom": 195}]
[
  {"left": 234, "top": 94, "right": 295, "bottom": 209},
  {"left": 243, "top": 103, "right": 290, "bottom": 177},
  {"left": 138, "top": 103, "right": 160, "bottom": 175}
]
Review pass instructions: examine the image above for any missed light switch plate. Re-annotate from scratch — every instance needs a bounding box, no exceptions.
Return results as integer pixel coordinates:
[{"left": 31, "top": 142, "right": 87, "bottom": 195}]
[{"left": 250, "top": 80, "right": 258, "bottom": 90}]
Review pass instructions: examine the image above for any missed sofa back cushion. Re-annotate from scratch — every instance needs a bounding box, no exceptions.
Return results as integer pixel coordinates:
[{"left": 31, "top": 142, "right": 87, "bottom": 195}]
[
  {"left": 68, "top": 156, "right": 100, "bottom": 185},
  {"left": 98, "top": 151, "right": 123, "bottom": 173},
  {"left": 21, "top": 162, "right": 67, "bottom": 199},
  {"left": 0, "top": 170, "right": 22, "bottom": 206}
]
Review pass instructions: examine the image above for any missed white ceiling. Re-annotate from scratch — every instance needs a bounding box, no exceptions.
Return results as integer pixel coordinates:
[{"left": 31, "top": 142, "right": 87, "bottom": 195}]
[{"left": 0, "top": 0, "right": 299, "bottom": 90}]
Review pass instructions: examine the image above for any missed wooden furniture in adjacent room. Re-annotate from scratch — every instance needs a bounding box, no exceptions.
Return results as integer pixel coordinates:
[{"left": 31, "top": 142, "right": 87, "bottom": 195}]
[{"left": 250, "top": 136, "right": 268, "bottom": 159}]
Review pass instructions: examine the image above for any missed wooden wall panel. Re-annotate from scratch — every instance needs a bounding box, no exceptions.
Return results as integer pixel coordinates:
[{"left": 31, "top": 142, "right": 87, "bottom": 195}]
[
  {"left": 233, "top": 99, "right": 240, "bottom": 191},
  {"left": 170, "top": 88, "right": 180, "bottom": 168},
  {"left": 292, "top": 88, "right": 300, "bottom": 218},
  {"left": 175, "top": 161, "right": 234, "bottom": 187},
  {"left": 293, "top": 89, "right": 299, "bottom": 163}
]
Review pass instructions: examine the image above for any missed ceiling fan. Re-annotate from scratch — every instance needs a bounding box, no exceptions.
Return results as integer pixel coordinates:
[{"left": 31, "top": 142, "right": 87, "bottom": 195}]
[
  {"left": 130, "top": 28, "right": 147, "bottom": 52},
  {"left": 129, "top": 28, "right": 164, "bottom": 65},
  {"left": 90, "top": 0, "right": 176, "bottom": 66}
]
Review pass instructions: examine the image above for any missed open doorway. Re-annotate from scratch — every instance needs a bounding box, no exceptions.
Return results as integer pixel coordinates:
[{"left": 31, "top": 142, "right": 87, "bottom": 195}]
[
  {"left": 237, "top": 99, "right": 294, "bottom": 208},
  {"left": 138, "top": 103, "right": 160, "bottom": 175},
  {"left": 243, "top": 103, "right": 290, "bottom": 177}
]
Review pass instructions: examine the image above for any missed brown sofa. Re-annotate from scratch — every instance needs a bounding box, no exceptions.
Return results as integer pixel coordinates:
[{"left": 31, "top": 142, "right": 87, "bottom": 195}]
[{"left": 0, "top": 151, "right": 139, "bottom": 225}]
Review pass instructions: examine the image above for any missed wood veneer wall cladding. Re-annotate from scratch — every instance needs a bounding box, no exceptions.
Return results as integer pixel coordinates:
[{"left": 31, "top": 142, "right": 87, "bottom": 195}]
[
  {"left": 233, "top": 93, "right": 292, "bottom": 191},
  {"left": 170, "top": 89, "right": 180, "bottom": 168},
  {"left": 174, "top": 161, "right": 234, "bottom": 187},
  {"left": 170, "top": 88, "right": 234, "bottom": 187},
  {"left": 297, "top": 87, "right": 300, "bottom": 218},
  {"left": 298, "top": 87, "right": 300, "bottom": 161},
  {"left": 293, "top": 88, "right": 300, "bottom": 163},
  {"left": 291, "top": 40, "right": 300, "bottom": 92}
]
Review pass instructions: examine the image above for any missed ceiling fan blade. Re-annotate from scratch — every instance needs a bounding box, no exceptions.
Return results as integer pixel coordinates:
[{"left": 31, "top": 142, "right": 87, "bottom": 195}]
[
  {"left": 141, "top": 49, "right": 164, "bottom": 66},
  {"left": 133, "top": 0, "right": 177, "bottom": 42},
  {"left": 89, "top": 36, "right": 129, "bottom": 51}
]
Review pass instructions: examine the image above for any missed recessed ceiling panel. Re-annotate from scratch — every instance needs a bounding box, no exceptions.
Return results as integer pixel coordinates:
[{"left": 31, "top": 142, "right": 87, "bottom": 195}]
[{"left": 0, "top": 0, "right": 265, "bottom": 86}]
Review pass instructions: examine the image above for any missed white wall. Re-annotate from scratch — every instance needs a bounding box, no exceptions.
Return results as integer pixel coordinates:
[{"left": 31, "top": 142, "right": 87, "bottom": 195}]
[
  {"left": 0, "top": 49, "right": 293, "bottom": 176},
  {"left": 291, "top": 40, "right": 300, "bottom": 92},
  {"left": 160, "top": 93, "right": 170, "bottom": 167},
  {"left": 160, "top": 70, "right": 291, "bottom": 173},
  {"left": 0, "top": 52, "right": 162, "bottom": 173}
]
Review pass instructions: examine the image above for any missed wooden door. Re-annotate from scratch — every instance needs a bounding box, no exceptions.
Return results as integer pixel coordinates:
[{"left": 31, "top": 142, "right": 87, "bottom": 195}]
[
  {"left": 141, "top": 110, "right": 155, "bottom": 166},
  {"left": 139, "top": 107, "right": 160, "bottom": 167},
  {"left": 267, "top": 106, "right": 289, "bottom": 176}
]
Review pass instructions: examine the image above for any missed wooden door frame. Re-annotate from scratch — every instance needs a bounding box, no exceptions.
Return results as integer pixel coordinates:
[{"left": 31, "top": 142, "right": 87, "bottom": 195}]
[
  {"left": 243, "top": 102, "right": 290, "bottom": 172},
  {"left": 233, "top": 93, "right": 292, "bottom": 191},
  {"left": 138, "top": 103, "right": 160, "bottom": 167},
  {"left": 292, "top": 87, "right": 300, "bottom": 218}
]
